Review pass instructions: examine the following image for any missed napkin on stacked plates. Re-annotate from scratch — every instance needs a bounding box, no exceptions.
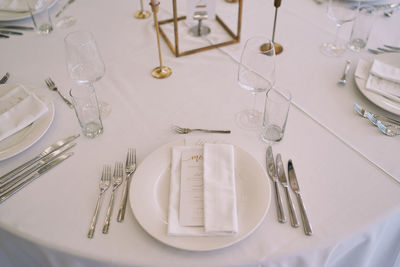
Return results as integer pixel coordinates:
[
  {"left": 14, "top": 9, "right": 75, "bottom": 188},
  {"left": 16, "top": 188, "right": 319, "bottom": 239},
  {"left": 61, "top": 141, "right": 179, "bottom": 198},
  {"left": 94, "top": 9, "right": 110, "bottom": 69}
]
[
  {"left": 0, "top": 84, "right": 48, "bottom": 142},
  {"left": 167, "top": 143, "right": 238, "bottom": 236},
  {"left": 355, "top": 59, "right": 400, "bottom": 103},
  {"left": 0, "top": 0, "right": 47, "bottom": 12}
]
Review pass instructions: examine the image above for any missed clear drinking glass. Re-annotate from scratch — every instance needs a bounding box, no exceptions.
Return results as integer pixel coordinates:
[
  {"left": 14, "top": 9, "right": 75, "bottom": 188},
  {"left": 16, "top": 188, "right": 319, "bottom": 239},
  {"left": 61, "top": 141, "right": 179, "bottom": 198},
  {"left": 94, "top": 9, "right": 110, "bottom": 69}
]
[
  {"left": 64, "top": 31, "right": 110, "bottom": 117},
  {"left": 321, "top": 0, "right": 360, "bottom": 57},
  {"left": 237, "top": 36, "right": 276, "bottom": 130}
]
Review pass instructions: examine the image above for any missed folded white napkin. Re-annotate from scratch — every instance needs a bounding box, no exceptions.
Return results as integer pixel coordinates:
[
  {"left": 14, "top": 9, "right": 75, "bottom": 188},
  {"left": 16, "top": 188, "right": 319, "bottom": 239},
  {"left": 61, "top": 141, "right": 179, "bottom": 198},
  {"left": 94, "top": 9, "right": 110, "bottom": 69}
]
[
  {"left": 167, "top": 143, "right": 238, "bottom": 236},
  {"left": 0, "top": 0, "right": 47, "bottom": 12},
  {"left": 355, "top": 59, "right": 400, "bottom": 103},
  {"left": 0, "top": 84, "right": 48, "bottom": 142}
]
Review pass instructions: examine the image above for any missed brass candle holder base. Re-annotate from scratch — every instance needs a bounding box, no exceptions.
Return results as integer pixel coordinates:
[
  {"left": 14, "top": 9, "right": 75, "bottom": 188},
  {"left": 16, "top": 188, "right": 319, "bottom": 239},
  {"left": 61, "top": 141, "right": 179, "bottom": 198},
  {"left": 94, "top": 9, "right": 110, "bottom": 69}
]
[
  {"left": 260, "top": 42, "right": 283, "bottom": 55},
  {"left": 135, "top": 10, "right": 151, "bottom": 19},
  {"left": 225, "top": 0, "right": 239, "bottom": 2},
  {"left": 152, "top": 66, "right": 172, "bottom": 79}
]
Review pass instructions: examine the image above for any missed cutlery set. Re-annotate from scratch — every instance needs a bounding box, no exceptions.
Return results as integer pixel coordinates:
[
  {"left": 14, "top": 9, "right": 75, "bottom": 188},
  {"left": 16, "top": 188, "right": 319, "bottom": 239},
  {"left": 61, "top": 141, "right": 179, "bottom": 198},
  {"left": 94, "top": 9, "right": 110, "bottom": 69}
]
[
  {"left": 266, "top": 146, "right": 312, "bottom": 236},
  {"left": 88, "top": 148, "right": 136, "bottom": 238},
  {"left": 354, "top": 103, "right": 400, "bottom": 136},
  {"left": 0, "top": 135, "right": 78, "bottom": 203}
]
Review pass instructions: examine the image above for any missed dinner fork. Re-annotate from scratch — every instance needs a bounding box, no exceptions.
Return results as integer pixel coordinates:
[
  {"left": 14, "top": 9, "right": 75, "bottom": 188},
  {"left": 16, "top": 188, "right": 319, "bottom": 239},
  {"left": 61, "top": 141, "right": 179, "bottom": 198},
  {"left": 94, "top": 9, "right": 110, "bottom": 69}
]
[
  {"left": 102, "top": 162, "right": 123, "bottom": 234},
  {"left": 117, "top": 148, "right": 136, "bottom": 222},
  {"left": 88, "top": 165, "right": 111, "bottom": 238},
  {"left": 172, "top": 125, "right": 231, "bottom": 134},
  {"left": 44, "top": 78, "right": 74, "bottom": 108}
]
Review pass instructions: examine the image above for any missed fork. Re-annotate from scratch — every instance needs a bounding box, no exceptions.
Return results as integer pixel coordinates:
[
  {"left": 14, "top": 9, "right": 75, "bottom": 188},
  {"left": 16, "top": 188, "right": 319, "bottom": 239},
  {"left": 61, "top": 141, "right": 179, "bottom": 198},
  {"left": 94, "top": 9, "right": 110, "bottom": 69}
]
[
  {"left": 117, "top": 148, "right": 136, "bottom": 222},
  {"left": 172, "top": 125, "right": 231, "bottom": 134},
  {"left": 102, "top": 162, "right": 123, "bottom": 234},
  {"left": 88, "top": 165, "right": 111, "bottom": 238},
  {"left": 44, "top": 78, "right": 74, "bottom": 108}
]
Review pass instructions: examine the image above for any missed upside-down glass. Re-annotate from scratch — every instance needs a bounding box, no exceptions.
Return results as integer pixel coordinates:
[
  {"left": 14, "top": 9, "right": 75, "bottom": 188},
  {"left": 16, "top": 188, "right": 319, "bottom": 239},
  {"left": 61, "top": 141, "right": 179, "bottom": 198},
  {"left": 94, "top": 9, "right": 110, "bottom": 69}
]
[
  {"left": 64, "top": 31, "right": 110, "bottom": 117},
  {"left": 237, "top": 36, "right": 276, "bottom": 130},
  {"left": 321, "top": 0, "right": 360, "bottom": 57}
]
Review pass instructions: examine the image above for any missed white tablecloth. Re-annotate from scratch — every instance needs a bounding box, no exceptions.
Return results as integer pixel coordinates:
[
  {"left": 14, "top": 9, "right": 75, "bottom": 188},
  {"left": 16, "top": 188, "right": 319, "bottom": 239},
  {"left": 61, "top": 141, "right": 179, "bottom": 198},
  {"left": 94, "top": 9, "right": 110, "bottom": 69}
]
[{"left": 1, "top": 0, "right": 400, "bottom": 266}]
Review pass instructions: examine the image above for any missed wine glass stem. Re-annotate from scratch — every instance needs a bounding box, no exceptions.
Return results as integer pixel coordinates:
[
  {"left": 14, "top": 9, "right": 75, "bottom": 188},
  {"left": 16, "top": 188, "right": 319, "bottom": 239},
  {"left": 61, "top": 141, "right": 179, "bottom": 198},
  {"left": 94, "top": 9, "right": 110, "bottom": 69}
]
[
  {"left": 250, "top": 92, "right": 257, "bottom": 117},
  {"left": 333, "top": 23, "right": 342, "bottom": 48}
]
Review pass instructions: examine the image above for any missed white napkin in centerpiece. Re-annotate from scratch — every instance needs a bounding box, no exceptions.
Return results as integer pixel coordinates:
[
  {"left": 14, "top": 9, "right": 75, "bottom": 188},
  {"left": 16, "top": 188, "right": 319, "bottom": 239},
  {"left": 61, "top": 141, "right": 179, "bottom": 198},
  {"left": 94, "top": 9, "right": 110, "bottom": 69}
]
[
  {"left": 167, "top": 143, "right": 238, "bottom": 236},
  {"left": 355, "top": 59, "right": 400, "bottom": 103},
  {"left": 0, "top": 0, "right": 47, "bottom": 12},
  {"left": 0, "top": 84, "right": 48, "bottom": 142}
]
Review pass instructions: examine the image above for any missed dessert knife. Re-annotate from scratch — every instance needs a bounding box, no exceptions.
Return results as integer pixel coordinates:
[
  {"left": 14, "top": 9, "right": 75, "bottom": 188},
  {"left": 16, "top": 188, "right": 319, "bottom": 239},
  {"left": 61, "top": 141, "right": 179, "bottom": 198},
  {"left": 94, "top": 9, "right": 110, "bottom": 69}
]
[
  {"left": 276, "top": 154, "right": 299, "bottom": 228},
  {"left": 0, "top": 134, "right": 80, "bottom": 184},
  {"left": 266, "top": 146, "right": 286, "bottom": 223},
  {"left": 0, "top": 153, "right": 73, "bottom": 203},
  {"left": 288, "top": 160, "right": 312, "bottom": 235}
]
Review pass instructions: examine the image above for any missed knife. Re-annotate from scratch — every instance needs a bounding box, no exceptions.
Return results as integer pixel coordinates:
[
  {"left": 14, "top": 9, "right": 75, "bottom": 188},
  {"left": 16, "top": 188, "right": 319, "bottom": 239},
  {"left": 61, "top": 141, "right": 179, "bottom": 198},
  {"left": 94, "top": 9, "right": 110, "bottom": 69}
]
[
  {"left": 0, "top": 25, "right": 34, "bottom": 31},
  {"left": 0, "top": 30, "right": 22, "bottom": 35},
  {"left": 55, "top": 0, "right": 75, "bottom": 18},
  {"left": 0, "top": 33, "right": 9, "bottom": 38},
  {"left": 0, "top": 142, "right": 76, "bottom": 193},
  {"left": 0, "top": 134, "right": 80, "bottom": 184},
  {"left": 276, "top": 154, "right": 299, "bottom": 228},
  {"left": 0, "top": 72, "right": 9, "bottom": 84},
  {"left": 288, "top": 160, "right": 312, "bottom": 236},
  {"left": 266, "top": 146, "right": 286, "bottom": 223},
  {"left": 384, "top": 45, "right": 400, "bottom": 51},
  {"left": 0, "top": 152, "right": 73, "bottom": 203}
]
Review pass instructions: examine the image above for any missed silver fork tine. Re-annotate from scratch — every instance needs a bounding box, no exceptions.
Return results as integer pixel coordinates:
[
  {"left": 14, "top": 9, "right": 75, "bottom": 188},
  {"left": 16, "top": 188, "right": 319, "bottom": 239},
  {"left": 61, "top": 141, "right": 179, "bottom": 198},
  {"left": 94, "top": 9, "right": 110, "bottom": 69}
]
[{"left": 88, "top": 165, "right": 111, "bottom": 238}]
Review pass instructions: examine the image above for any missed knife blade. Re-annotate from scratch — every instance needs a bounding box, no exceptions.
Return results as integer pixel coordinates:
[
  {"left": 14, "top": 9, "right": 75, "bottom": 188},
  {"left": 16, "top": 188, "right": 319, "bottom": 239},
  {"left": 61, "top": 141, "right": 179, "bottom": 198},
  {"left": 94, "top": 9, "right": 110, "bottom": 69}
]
[
  {"left": 276, "top": 154, "right": 299, "bottom": 228},
  {"left": 0, "top": 25, "right": 34, "bottom": 31},
  {"left": 0, "top": 30, "right": 22, "bottom": 35},
  {"left": 288, "top": 160, "right": 312, "bottom": 236},
  {"left": 0, "top": 142, "right": 76, "bottom": 193},
  {"left": 266, "top": 146, "right": 286, "bottom": 223},
  {"left": 0, "top": 33, "right": 9, "bottom": 38},
  {"left": 0, "top": 152, "right": 73, "bottom": 203},
  {"left": 384, "top": 45, "right": 400, "bottom": 51},
  {"left": 0, "top": 72, "right": 9, "bottom": 84},
  {"left": 0, "top": 134, "right": 80, "bottom": 184}
]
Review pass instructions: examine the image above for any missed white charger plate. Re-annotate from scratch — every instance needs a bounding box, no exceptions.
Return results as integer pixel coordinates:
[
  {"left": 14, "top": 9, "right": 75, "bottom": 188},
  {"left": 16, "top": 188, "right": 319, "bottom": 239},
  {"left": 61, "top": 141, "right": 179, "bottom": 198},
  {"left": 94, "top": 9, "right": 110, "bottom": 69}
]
[
  {"left": 0, "top": 84, "right": 54, "bottom": 161},
  {"left": 129, "top": 139, "right": 271, "bottom": 251},
  {"left": 355, "top": 54, "right": 400, "bottom": 116},
  {"left": 0, "top": 0, "right": 58, "bottom": 21}
]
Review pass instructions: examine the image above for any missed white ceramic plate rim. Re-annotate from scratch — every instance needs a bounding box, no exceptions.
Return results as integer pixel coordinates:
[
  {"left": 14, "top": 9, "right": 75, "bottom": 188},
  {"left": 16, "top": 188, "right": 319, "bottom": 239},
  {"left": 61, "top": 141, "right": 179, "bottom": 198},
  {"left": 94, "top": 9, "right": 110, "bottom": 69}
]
[
  {"left": 354, "top": 54, "right": 400, "bottom": 116},
  {"left": 0, "top": 84, "right": 55, "bottom": 161},
  {"left": 0, "top": 0, "right": 58, "bottom": 22},
  {"left": 129, "top": 139, "right": 271, "bottom": 251}
]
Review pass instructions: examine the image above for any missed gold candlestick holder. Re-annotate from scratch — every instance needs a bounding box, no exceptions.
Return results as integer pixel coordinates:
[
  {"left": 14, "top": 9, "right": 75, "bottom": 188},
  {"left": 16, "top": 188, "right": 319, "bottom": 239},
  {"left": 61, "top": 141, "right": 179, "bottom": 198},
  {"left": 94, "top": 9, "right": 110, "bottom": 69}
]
[
  {"left": 135, "top": 0, "right": 150, "bottom": 19},
  {"left": 150, "top": 1, "right": 172, "bottom": 79},
  {"left": 261, "top": 0, "right": 283, "bottom": 55}
]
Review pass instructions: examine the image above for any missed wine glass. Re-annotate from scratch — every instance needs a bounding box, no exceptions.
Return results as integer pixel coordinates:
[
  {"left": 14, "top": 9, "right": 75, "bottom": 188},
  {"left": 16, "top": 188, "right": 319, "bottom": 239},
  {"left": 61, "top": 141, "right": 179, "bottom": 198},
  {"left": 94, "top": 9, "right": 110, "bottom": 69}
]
[
  {"left": 64, "top": 31, "right": 111, "bottom": 117},
  {"left": 321, "top": 0, "right": 360, "bottom": 57},
  {"left": 236, "top": 36, "right": 276, "bottom": 130}
]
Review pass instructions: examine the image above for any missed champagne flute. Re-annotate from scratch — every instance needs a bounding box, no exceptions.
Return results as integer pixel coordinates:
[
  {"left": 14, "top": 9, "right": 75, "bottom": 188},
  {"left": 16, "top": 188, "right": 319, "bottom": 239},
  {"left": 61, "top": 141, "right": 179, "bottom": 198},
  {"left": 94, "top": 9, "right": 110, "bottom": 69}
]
[
  {"left": 321, "top": 0, "right": 360, "bottom": 57},
  {"left": 236, "top": 36, "right": 276, "bottom": 130},
  {"left": 64, "top": 31, "right": 111, "bottom": 117}
]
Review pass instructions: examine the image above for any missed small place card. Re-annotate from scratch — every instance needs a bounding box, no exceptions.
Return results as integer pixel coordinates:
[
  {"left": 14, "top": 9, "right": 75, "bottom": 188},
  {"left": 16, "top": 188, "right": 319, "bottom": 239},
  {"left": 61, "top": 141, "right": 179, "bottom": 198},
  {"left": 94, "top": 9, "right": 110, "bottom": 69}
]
[
  {"left": 186, "top": 0, "right": 216, "bottom": 23},
  {"left": 179, "top": 148, "right": 204, "bottom": 226}
]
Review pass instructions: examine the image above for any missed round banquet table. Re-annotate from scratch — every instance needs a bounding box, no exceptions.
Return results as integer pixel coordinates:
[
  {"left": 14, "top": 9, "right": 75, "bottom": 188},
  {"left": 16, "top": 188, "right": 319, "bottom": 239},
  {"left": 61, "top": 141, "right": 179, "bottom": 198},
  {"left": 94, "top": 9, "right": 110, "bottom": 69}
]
[{"left": 1, "top": 0, "right": 400, "bottom": 266}]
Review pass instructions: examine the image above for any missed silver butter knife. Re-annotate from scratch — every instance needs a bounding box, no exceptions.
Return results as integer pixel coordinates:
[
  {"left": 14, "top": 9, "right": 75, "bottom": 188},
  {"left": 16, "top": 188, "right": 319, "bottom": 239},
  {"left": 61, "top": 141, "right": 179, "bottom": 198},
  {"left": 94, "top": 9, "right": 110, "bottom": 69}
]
[
  {"left": 288, "top": 160, "right": 312, "bottom": 236},
  {"left": 0, "top": 142, "right": 76, "bottom": 193},
  {"left": 0, "top": 134, "right": 80, "bottom": 184},
  {"left": 0, "top": 152, "right": 73, "bottom": 203},
  {"left": 266, "top": 146, "right": 286, "bottom": 223},
  {"left": 276, "top": 154, "right": 299, "bottom": 228}
]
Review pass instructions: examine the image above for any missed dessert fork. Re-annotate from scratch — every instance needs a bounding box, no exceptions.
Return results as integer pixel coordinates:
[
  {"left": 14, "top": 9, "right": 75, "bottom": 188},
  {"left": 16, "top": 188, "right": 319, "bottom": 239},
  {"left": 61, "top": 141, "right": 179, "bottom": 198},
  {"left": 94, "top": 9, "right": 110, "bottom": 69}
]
[
  {"left": 102, "top": 162, "right": 123, "bottom": 234},
  {"left": 45, "top": 78, "right": 74, "bottom": 108},
  {"left": 117, "top": 148, "right": 136, "bottom": 222},
  {"left": 172, "top": 125, "right": 231, "bottom": 134},
  {"left": 88, "top": 165, "right": 111, "bottom": 238}
]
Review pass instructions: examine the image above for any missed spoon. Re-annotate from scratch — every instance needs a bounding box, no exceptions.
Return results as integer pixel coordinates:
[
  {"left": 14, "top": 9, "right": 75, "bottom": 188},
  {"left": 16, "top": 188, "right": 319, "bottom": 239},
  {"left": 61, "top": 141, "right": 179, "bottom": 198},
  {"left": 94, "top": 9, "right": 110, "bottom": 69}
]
[{"left": 338, "top": 60, "right": 351, "bottom": 86}]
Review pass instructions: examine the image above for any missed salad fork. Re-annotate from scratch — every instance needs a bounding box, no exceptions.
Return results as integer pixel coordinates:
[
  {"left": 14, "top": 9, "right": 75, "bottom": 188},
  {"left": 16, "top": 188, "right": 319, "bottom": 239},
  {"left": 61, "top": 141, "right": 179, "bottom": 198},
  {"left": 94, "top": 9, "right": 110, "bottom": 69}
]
[
  {"left": 117, "top": 148, "right": 136, "bottom": 222},
  {"left": 88, "top": 165, "right": 111, "bottom": 238},
  {"left": 172, "top": 125, "right": 231, "bottom": 134},
  {"left": 102, "top": 162, "right": 123, "bottom": 234},
  {"left": 45, "top": 78, "right": 74, "bottom": 108}
]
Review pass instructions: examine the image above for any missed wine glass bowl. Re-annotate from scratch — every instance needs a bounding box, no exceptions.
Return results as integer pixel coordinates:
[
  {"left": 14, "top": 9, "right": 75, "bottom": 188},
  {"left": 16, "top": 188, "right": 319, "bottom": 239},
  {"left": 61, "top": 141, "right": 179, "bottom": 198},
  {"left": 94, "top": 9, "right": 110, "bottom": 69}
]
[{"left": 236, "top": 36, "right": 276, "bottom": 130}]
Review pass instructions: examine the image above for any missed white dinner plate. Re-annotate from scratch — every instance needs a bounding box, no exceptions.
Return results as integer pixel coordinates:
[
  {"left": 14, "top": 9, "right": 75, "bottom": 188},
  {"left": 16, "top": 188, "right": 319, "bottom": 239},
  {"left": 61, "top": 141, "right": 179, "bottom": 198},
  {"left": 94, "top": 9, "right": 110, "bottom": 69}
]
[
  {"left": 354, "top": 53, "right": 400, "bottom": 116},
  {"left": 0, "top": 0, "right": 58, "bottom": 21},
  {"left": 129, "top": 139, "right": 271, "bottom": 251},
  {"left": 0, "top": 84, "right": 55, "bottom": 161}
]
